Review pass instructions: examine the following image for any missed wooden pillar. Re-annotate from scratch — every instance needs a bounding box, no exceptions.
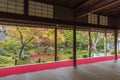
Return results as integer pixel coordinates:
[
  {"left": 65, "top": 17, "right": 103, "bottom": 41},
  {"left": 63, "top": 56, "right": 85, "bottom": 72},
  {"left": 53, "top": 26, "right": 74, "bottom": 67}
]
[
  {"left": 117, "top": 31, "right": 119, "bottom": 54},
  {"left": 118, "top": 38, "right": 119, "bottom": 54},
  {"left": 88, "top": 29, "right": 91, "bottom": 57},
  {"left": 104, "top": 30, "right": 107, "bottom": 55},
  {"left": 55, "top": 27, "right": 57, "bottom": 61},
  {"left": 114, "top": 30, "right": 118, "bottom": 60},
  {"left": 73, "top": 13, "right": 76, "bottom": 67},
  {"left": 73, "top": 24, "right": 76, "bottom": 67}
]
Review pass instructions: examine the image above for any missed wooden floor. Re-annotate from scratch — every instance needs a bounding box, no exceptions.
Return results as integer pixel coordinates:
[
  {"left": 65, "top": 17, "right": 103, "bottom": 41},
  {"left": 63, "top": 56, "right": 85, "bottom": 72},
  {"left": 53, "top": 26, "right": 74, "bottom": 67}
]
[{"left": 0, "top": 60, "right": 120, "bottom": 80}]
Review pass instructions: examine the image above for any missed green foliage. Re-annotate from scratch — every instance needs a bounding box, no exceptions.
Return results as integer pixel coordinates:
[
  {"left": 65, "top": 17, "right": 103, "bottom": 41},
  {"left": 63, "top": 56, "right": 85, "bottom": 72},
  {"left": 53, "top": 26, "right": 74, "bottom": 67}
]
[
  {"left": 47, "top": 47, "right": 54, "bottom": 54},
  {"left": 81, "top": 50, "right": 88, "bottom": 54},
  {"left": 57, "top": 57, "right": 59, "bottom": 61},
  {"left": 0, "top": 49, "right": 8, "bottom": 56},
  {"left": 97, "top": 49, "right": 104, "bottom": 53},
  {"left": 42, "top": 60, "right": 46, "bottom": 63},
  {"left": 2, "top": 40, "right": 20, "bottom": 54},
  {"left": 0, "top": 56, "right": 13, "bottom": 67},
  {"left": 62, "top": 30, "right": 73, "bottom": 43},
  {"left": 110, "top": 50, "right": 114, "bottom": 54},
  {"left": 77, "top": 50, "right": 88, "bottom": 54},
  {"left": 76, "top": 50, "right": 88, "bottom": 58},
  {"left": 97, "top": 44, "right": 104, "bottom": 49},
  {"left": 24, "top": 43, "right": 34, "bottom": 51},
  {"left": 0, "top": 25, "right": 114, "bottom": 67},
  {"left": 69, "top": 56, "right": 73, "bottom": 59},
  {"left": 24, "top": 51, "right": 31, "bottom": 55},
  {"left": 35, "top": 58, "right": 41, "bottom": 63},
  {"left": 76, "top": 44, "right": 88, "bottom": 50},
  {"left": 76, "top": 31, "right": 88, "bottom": 44},
  {"left": 64, "top": 49, "right": 72, "bottom": 54},
  {"left": 58, "top": 43, "right": 65, "bottom": 48},
  {"left": 118, "top": 50, "right": 120, "bottom": 54},
  {"left": 82, "top": 54, "right": 87, "bottom": 58},
  {"left": 17, "top": 59, "right": 31, "bottom": 65}
]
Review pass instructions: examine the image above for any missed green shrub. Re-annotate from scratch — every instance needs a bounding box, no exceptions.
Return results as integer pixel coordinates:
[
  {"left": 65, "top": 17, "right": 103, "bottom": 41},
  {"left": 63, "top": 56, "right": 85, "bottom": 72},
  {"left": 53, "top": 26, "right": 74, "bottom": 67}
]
[
  {"left": 97, "top": 45, "right": 104, "bottom": 50},
  {"left": 110, "top": 50, "right": 114, "bottom": 54},
  {"left": 69, "top": 56, "right": 73, "bottom": 59},
  {"left": 35, "top": 58, "right": 41, "bottom": 63},
  {"left": 58, "top": 43, "right": 65, "bottom": 48},
  {"left": 0, "top": 49, "right": 10, "bottom": 56},
  {"left": 82, "top": 54, "right": 87, "bottom": 58},
  {"left": 64, "top": 49, "right": 72, "bottom": 54},
  {"left": 0, "top": 56, "right": 11, "bottom": 63},
  {"left": 77, "top": 50, "right": 87, "bottom": 55},
  {"left": 0, "top": 56, "right": 13, "bottom": 67},
  {"left": 81, "top": 50, "right": 87, "bottom": 53},
  {"left": 42, "top": 60, "right": 46, "bottom": 63},
  {"left": 24, "top": 51, "right": 31, "bottom": 55},
  {"left": 57, "top": 57, "right": 59, "bottom": 61},
  {"left": 17, "top": 59, "right": 30, "bottom": 65},
  {"left": 3, "top": 41, "right": 20, "bottom": 54},
  {"left": 24, "top": 44, "right": 34, "bottom": 51}
]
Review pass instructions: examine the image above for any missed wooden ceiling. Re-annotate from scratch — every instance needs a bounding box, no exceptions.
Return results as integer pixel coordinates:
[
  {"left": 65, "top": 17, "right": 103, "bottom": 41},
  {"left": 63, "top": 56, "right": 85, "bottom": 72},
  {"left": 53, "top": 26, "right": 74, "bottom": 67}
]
[{"left": 33, "top": 0, "right": 120, "bottom": 17}]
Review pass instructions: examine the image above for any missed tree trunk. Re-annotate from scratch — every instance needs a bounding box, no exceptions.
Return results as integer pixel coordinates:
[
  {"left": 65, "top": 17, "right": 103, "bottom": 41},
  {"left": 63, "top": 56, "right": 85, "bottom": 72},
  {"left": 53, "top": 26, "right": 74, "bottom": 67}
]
[
  {"left": 91, "top": 33, "right": 103, "bottom": 53},
  {"left": 65, "top": 41, "right": 68, "bottom": 47},
  {"left": 79, "top": 43, "right": 82, "bottom": 50},
  {"left": 19, "top": 45, "right": 25, "bottom": 59},
  {"left": 92, "top": 44, "right": 97, "bottom": 52}
]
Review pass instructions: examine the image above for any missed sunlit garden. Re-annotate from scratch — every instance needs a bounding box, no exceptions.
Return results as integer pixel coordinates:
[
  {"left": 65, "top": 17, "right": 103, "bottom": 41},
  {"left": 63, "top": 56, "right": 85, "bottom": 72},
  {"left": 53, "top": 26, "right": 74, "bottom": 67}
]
[{"left": 0, "top": 25, "right": 116, "bottom": 67}]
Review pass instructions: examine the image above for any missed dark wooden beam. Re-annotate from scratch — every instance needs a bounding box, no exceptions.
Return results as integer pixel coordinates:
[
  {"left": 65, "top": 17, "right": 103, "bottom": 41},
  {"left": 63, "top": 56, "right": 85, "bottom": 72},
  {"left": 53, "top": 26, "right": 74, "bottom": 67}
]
[
  {"left": 55, "top": 27, "right": 57, "bottom": 61},
  {"left": 76, "top": 0, "right": 120, "bottom": 18},
  {"left": 107, "top": 9, "right": 120, "bottom": 17},
  {"left": 0, "top": 12, "right": 116, "bottom": 30},
  {"left": 76, "top": 22, "right": 116, "bottom": 30},
  {"left": 96, "top": 4, "right": 120, "bottom": 14},
  {"left": 31, "top": 0, "right": 74, "bottom": 9},
  {"left": 102, "top": 5, "right": 120, "bottom": 14},
  {"left": 0, "top": 12, "right": 76, "bottom": 25},
  {"left": 114, "top": 29, "right": 118, "bottom": 60},
  {"left": 64, "top": 0, "right": 70, "bottom": 7},
  {"left": 75, "top": 0, "right": 99, "bottom": 12},
  {"left": 24, "top": 0, "right": 29, "bottom": 15},
  {"left": 74, "top": 0, "right": 89, "bottom": 9}
]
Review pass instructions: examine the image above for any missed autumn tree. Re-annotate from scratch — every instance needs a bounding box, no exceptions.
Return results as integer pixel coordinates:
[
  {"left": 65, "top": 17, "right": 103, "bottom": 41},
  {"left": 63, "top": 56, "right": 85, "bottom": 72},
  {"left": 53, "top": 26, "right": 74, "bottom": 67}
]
[
  {"left": 91, "top": 32, "right": 104, "bottom": 52},
  {"left": 16, "top": 27, "right": 34, "bottom": 59},
  {"left": 57, "top": 29, "right": 66, "bottom": 44},
  {"left": 61, "top": 29, "right": 73, "bottom": 48},
  {"left": 76, "top": 30, "right": 88, "bottom": 50},
  {"left": 38, "top": 28, "right": 55, "bottom": 54},
  {"left": 6, "top": 26, "right": 41, "bottom": 59}
]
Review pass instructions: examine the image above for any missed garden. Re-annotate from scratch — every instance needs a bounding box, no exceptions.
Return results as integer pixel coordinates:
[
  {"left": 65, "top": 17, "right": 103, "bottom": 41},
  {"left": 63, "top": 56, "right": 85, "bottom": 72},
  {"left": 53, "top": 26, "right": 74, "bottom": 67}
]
[{"left": 0, "top": 25, "right": 115, "bottom": 67}]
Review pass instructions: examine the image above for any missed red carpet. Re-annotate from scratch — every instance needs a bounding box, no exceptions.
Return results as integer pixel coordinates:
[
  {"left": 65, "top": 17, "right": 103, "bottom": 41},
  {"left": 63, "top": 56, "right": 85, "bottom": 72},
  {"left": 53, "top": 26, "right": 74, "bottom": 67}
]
[{"left": 0, "top": 55, "right": 119, "bottom": 77}]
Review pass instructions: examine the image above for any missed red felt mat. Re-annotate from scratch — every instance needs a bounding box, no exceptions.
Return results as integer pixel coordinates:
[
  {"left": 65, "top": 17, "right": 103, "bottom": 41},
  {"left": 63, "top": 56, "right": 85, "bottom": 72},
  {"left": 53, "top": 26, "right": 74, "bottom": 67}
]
[{"left": 0, "top": 55, "right": 119, "bottom": 77}]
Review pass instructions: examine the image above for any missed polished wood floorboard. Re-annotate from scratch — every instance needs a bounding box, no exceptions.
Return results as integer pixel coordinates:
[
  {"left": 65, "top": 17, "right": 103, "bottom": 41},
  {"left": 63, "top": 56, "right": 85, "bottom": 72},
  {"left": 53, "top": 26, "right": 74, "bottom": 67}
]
[{"left": 0, "top": 60, "right": 120, "bottom": 80}]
